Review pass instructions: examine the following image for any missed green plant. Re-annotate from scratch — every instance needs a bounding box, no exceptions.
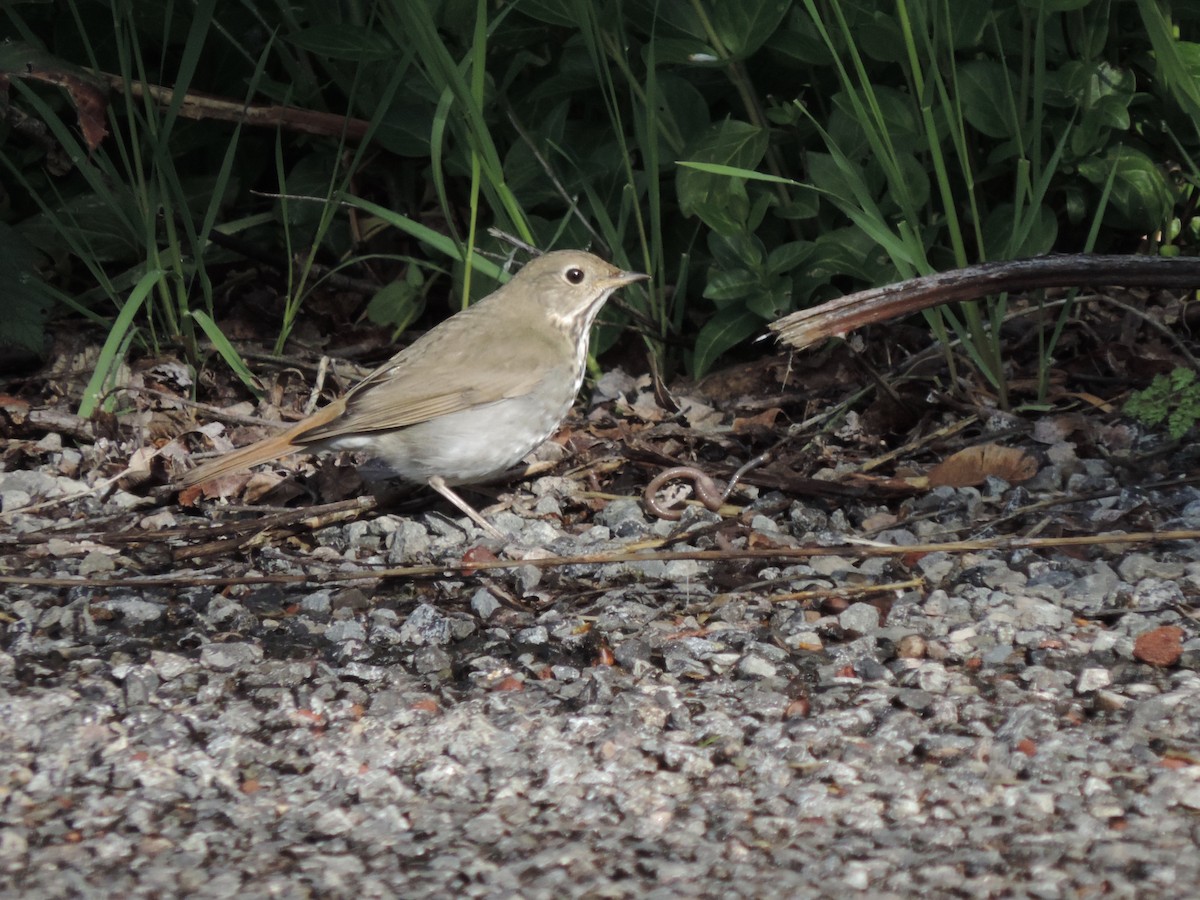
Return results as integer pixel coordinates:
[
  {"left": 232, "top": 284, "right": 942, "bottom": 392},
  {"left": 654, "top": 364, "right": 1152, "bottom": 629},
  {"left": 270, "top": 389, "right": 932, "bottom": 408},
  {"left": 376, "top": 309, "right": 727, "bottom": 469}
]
[
  {"left": 3, "top": 0, "right": 1198, "bottom": 404},
  {"left": 2, "top": 1, "right": 270, "bottom": 410},
  {"left": 679, "top": 0, "right": 1198, "bottom": 388},
  {"left": 1124, "top": 367, "right": 1200, "bottom": 438}
]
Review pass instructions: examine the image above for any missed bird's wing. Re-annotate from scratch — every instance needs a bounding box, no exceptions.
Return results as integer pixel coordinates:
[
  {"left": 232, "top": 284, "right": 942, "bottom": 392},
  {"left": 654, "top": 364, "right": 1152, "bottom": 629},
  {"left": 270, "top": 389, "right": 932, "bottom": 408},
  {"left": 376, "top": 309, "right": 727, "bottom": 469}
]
[{"left": 296, "top": 306, "right": 561, "bottom": 442}]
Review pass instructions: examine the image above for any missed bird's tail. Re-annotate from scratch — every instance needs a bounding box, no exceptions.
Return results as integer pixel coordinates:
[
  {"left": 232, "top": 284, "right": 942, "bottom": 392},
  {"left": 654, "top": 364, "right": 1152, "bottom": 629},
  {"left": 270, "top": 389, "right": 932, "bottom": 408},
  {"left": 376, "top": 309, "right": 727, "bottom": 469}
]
[{"left": 176, "top": 401, "right": 344, "bottom": 487}]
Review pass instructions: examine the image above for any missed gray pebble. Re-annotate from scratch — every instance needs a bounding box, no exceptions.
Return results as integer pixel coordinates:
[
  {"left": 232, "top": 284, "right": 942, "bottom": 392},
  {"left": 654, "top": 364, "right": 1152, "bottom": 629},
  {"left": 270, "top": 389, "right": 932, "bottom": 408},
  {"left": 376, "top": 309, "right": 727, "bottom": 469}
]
[
  {"left": 398, "top": 603, "right": 452, "bottom": 646},
  {"left": 199, "top": 642, "right": 264, "bottom": 670},
  {"left": 839, "top": 603, "right": 881, "bottom": 635}
]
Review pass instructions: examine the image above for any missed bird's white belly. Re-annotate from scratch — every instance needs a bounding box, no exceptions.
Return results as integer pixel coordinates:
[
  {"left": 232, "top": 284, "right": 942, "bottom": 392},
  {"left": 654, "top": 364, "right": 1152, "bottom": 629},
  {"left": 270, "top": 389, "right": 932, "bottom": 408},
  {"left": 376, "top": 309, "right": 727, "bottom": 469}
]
[{"left": 322, "top": 388, "right": 576, "bottom": 485}]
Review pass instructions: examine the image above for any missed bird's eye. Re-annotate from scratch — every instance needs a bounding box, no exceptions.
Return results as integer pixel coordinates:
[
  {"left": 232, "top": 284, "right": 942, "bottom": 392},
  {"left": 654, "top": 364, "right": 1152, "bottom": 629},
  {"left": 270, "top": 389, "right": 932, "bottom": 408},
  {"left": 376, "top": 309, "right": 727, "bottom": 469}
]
[{"left": 565, "top": 267, "right": 585, "bottom": 285}]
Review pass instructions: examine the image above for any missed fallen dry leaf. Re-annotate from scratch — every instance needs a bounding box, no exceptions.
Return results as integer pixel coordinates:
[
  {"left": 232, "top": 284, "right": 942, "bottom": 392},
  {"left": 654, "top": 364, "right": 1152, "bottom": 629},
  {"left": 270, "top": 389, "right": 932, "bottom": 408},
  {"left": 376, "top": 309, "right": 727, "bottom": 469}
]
[
  {"left": 1032, "top": 413, "right": 1090, "bottom": 444},
  {"left": 732, "top": 407, "right": 782, "bottom": 435},
  {"left": 927, "top": 443, "right": 1038, "bottom": 488}
]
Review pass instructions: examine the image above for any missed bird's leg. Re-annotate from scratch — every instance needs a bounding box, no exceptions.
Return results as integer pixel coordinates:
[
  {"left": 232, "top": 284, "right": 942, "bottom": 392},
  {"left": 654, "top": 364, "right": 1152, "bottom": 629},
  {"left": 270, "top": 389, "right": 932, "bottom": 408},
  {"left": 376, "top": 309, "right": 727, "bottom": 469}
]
[{"left": 427, "top": 475, "right": 507, "bottom": 541}]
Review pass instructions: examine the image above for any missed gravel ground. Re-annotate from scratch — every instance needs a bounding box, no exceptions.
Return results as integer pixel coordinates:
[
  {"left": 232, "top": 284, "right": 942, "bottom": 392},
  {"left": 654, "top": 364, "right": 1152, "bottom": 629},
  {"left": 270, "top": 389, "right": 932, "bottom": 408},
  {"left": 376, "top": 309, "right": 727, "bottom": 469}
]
[{"left": 3, "top": 414, "right": 1200, "bottom": 898}]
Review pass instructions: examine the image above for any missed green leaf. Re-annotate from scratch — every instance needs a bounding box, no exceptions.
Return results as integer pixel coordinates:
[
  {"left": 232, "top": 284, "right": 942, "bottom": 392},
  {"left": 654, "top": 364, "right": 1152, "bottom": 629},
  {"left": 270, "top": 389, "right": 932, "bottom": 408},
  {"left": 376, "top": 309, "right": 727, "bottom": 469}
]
[
  {"left": 78, "top": 269, "right": 164, "bottom": 417},
  {"left": 893, "top": 153, "right": 931, "bottom": 213},
  {"left": 19, "top": 191, "right": 143, "bottom": 264},
  {"left": 702, "top": 268, "right": 759, "bottom": 303},
  {"left": 1125, "top": 368, "right": 1200, "bottom": 439},
  {"left": 958, "top": 60, "right": 1016, "bottom": 139},
  {"left": 677, "top": 120, "right": 769, "bottom": 234},
  {"left": 744, "top": 279, "right": 792, "bottom": 320},
  {"left": 342, "top": 195, "right": 506, "bottom": 281},
  {"left": 707, "top": 231, "right": 767, "bottom": 270},
  {"left": 1023, "top": 0, "right": 1093, "bottom": 11},
  {"left": 711, "top": 0, "right": 790, "bottom": 59},
  {"left": 857, "top": 10, "right": 907, "bottom": 63},
  {"left": 692, "top": 306, "right": 764, "bottom": 377},
  {"left": 513, "top": 0, "right": 576, "bottom": 27},
  {"left": 286, "top": 24, "right": 398, "bottom": 61},
  {"left": 766, "top": 10, "right": 834, "bottom": 65},
  {"left": 807, "top": 228, "right": 889, "bottom": 283},
  {"left": 981, "top": 203, "right": 1058, "bottom": 258},
  {"left": 766, "top": 241, "right": 815, "bottom": 276},
  {"left": 648, "top": 73, "right": 712, "bottom": 152},
  {"left": 1077, "top": 146, "right": 1175, "bottom": 230},
  {"left": 376, "top": 102, "right": 437, "bottom": 157},
  {"left": 650, "top": 38, "right": 723, "bottom": 66},
  {"left": 805, "top": 152, "right": 861, "bottom": 206},
  {"left": 0, "top": 223, "right": 54, "bottom": 354},
  {"left": 366, "top": 277, "right": 425, "bottom": 334}
]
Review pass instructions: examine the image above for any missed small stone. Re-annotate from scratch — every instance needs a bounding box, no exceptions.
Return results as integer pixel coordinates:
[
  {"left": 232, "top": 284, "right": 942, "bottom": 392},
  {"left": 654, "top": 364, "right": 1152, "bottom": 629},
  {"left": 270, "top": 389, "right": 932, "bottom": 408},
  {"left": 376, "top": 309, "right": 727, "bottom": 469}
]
[
  {"left": 897, "top": 634, "right": 926, "bottom": 659},
  {"left": 594, "top": 497, "right": 648, "bottom": 537},
  {"left": 810, "top": 556, "right": 853, "bottom": 577},
  {"left": 413, "top": 645, "right": 452, "bottom": 674},
  {"left": 387, "top": 519, "right": 431, "bottom": 561},
  {"left": 1076, "top": 667, "right": 1112, "bottom": 693},
  {"left": 398, "top": 603, "right": 452, "bottom": 646},
  {"left": 1133, "top": 626, "right": 1184, "bottom": 667},
  {"left": 470, "top": 588, "right": 500, "bottom": 620},
  {"left": 1095, "top": 689, "right": 1129, "bottom": 711},
  {"left": 1, "top": 489, "right": 32, "bottom": 512},
  {"left": 300, "top": 590, "right": 333, "bottom": 615},
  {"left": 324, "top": 619, "right": 368, "bottom": 643},
  {"left": 786, "top": 631, "right": 823, "bottom": 652},
  {"left": 613, "top": 639, "right": 652, "bottom": 671},
  {"left": 516, "top": 564, "right": 542, "bottom": 595},
  {"left": 200, "top": 642, "right": 264, "bottom": 671},
  {"left": 516, "top": 626, "right": 549, "bottom": 646},
  {"left": 1118, "top": 553, "right": 1185, "bottom": 582},
  {"left": 915, "top": 552, "right": 955, "bottom": 584},
  {"left": 895, "top": 688, "right": 934, "bottom": 710},
  {"left": 122, "top": 667, "right": 159, "bottom": 706},
  {"left": 737, "top": 655, "right": 777, "bottom": 678},
  {"left": 150, "top": 651, "right": 194, "bottom": 680},
  {"left": 0, "top": 829, "right": 28, "bottom": 860},
  {"left": 93, "top": 596, "right": 164, "bottom": 626},
  {"left": 838, "top": 602, "right": 880, "bottom": 635},
  {"left": 78, "top": 550, "right": 115, "bottom": 576},
  {"left": 312, "top": 808, "right": 355, "bottom": 836},
  {"left": 331, "top": 588, "right": 371, "bottom": 611}
]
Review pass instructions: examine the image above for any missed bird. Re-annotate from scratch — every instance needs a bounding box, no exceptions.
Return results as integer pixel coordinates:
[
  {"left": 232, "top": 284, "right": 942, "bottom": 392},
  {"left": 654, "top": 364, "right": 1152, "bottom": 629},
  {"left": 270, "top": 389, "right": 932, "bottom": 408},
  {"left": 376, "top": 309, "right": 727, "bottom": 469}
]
[{"left": 178, "top": 250, "right": 649, "bottom": 537}]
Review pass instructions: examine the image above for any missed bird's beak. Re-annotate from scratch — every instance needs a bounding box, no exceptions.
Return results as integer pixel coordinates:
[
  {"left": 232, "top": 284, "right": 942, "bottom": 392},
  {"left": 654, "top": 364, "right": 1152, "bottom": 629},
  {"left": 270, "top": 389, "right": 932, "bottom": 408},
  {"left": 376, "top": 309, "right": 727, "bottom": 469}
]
[{"left": 607, "top": 269, "right": 651, "bottom": 289}]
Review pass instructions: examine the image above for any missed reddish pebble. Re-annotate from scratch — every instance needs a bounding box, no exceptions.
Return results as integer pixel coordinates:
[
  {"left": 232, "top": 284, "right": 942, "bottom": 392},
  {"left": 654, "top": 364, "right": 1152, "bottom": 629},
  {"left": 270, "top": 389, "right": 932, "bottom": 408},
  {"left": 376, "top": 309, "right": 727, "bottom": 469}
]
[
  {"left": 784, "top": 697, "right": 811, "bottom": 719},
  {"left": 1160, "top": 756, "right": 1193, "bottom": 770},
  {"left": 1133, "top": 626, "right": 1184, "bottom": 667},
  {"left": 1016, "top": 738, "right": 1037, "bottom": 757},
  {"left": 461, "top": 545, "right": 499, "bottom": 575}
]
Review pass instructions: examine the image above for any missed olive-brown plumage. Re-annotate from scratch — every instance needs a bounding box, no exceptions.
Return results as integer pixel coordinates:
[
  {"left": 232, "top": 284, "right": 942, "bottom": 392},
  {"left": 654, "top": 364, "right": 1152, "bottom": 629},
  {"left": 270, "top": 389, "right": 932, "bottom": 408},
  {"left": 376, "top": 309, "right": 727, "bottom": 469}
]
[{"left": 179, "top": 250, "right": 648, "bottom": 535}]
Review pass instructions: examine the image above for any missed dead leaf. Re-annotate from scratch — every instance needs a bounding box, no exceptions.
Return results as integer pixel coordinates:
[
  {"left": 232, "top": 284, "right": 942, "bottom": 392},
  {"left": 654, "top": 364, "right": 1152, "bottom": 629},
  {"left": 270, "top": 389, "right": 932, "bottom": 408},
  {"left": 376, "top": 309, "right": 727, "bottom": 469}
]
[
  {"left": 1032, "top": 414, "right": 1087, "bottom": 444},
  {"left": 861, "top": 511, "right": 899, "bottom": 531},
  {"left": 139, "top": 509, "right": 178, "bottom": 530},
  {"left": 927, "top": 443, "right": 1038, "bottom": 488},
  {"left": 732, "top": 407, "right": 782, "bottom": 434},
  {"left": 243, "top": 471, "right": 287, "bottom": 504}
]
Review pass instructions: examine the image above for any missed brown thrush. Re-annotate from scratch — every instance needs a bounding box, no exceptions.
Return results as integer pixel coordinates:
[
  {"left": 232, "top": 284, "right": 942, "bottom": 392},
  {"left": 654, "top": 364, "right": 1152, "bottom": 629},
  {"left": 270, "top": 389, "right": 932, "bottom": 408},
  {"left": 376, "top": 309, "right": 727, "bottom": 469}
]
[{"left": 178, "top": 250, "right": 649, "bottom": 536}]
